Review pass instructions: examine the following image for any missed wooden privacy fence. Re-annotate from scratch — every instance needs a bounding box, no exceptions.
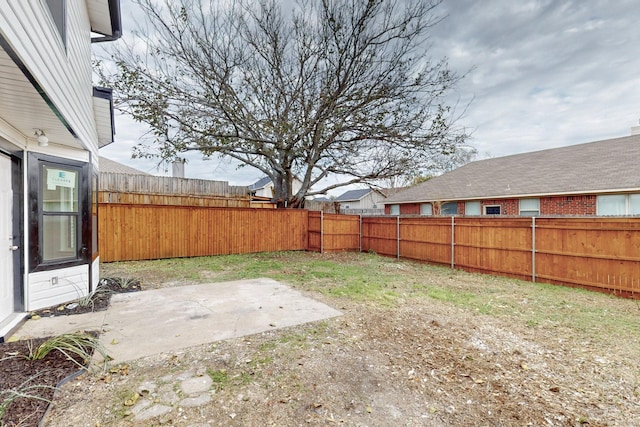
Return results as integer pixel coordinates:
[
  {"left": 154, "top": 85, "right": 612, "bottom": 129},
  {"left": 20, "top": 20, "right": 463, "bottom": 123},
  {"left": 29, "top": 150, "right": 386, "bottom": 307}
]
[
  {"left": 99, "top": 204, "right": 640, "bottom": 298},
  {"left": 99, "top": 204, "right": 308, "bottom": 262},
  {"left": 99, "top": 172, "right": 251, "bottom": 208},
  {"left": 311, "top": 214, "right": 640, "bottom": 298},
  {"left": 307, "top": 212, "right": 360, "bottom": 252}
]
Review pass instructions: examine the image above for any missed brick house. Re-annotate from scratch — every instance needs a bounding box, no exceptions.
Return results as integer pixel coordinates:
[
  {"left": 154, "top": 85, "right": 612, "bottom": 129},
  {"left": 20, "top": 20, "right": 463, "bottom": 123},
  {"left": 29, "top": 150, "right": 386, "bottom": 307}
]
[{"left": 383, "top": 130, "right": 640, "bottom": 217}]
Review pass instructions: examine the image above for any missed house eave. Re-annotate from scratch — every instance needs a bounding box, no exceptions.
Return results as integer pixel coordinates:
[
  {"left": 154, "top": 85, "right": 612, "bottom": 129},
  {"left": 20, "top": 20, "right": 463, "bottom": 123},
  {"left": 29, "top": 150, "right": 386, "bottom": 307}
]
[
  {"left": 93, "top": 87, "right": 115, "bottom": 148},
  {"left": 0, "top": 34, "right": 79, "bottom": 148},
  {"left": 89, "top": 0, "right": 122, "bottom": 43}
]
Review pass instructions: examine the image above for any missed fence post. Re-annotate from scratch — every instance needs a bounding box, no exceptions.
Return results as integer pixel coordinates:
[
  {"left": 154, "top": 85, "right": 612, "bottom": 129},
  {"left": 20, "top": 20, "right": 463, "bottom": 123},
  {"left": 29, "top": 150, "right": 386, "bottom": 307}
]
[
  {"left": 531, "top": 217, "right": 536, "bottom": 282},
  {"left": 451, "top": 216, "right": 455, "bottom": 269},
  {"left": 320, "top": 211, "right": 324, "bottom": 254},
  {"left": 396, "top": 216, "right": 400, "bottom": 259},
  {"left": 359, "top": 215, "right": 362, "bottom": 253}
]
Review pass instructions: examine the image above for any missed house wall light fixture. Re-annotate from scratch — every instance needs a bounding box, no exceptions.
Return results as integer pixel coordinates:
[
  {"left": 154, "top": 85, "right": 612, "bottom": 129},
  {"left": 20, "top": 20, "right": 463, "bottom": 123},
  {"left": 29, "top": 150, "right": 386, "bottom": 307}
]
[{"left": 34, "top": 129, "right": 49, "bottom": 146}]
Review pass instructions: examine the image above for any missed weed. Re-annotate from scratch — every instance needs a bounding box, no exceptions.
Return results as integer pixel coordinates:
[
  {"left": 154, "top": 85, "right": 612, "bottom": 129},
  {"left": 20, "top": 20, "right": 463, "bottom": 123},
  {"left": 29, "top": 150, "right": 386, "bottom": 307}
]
[
  {"left": 247, "top": 356, "right": 273, "bottom": 369},
  {"left": 237, "top": 372, "right": 253, "bottom": 386},
  {"left": 258, "top": 341, "right": 277, "bottom": 352},
  {"left": 279, "top": 333, "right": 308, "bottom": 347},
  {"left": 112, "top": 388, "right": 139, "bottom": 419},
  {"left": 0, "top": 372, "right": 54, "bottom": 421},
  {"left": 207, "top": 369, "right": 230, "bottom": 390}
]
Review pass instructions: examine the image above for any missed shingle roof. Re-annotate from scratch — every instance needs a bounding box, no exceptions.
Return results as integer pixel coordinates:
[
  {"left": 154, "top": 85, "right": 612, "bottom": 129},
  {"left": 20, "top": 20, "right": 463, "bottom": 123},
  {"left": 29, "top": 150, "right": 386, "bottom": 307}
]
[
  {"left": 99, "top": 156, "right": 150, "bottom": 175},
  {"left": 335, "top": 189, "right": 372, "bottom": 202},
  {"left": 249, "top": 176, "right": 272, "bottom": 190},
  {"left": 384, "top": 134, "right": 640, "bottom": 204}
]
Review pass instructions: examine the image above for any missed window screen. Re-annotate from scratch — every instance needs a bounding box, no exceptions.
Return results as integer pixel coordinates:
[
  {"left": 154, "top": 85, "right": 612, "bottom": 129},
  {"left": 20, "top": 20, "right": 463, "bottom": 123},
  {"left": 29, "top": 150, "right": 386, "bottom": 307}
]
[
  {"left": 630, "top": 195, "right": 640, "bottom": 215},
  {"left": 465, "top": 201, "right": 481, "bottom": 215},
  {"left": 519, "top": 198, "right": 540, "bottom": 216},
  {"left": 420, "top": 203, "right": 433, "bottom": 216},
  {"left": 597, "top": 195, "right": 626, "bottom": 215}
]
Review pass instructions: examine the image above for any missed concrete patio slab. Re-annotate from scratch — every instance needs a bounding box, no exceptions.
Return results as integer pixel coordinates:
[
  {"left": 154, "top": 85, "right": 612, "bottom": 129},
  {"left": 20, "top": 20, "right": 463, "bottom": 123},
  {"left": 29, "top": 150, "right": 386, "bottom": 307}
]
[{"left": 12, "top": 278, "right": 342, "bottom": 363}]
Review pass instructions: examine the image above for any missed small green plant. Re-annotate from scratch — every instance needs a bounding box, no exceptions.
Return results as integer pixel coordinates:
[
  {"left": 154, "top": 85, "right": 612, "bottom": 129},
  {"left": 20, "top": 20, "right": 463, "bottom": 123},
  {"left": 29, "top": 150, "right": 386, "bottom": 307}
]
[
  {"left": 114, "top": 277, "right": 138, "bottom": 290},
  {"left": 99, "top": 276, "right": 140, "bottom": 292},
  {"left": 0, "top": 372, "right": 55, "bottom": 421},
  {"left": 206, "top": 369, "right": 230, "bottom": 390},
  {"left": 78, "top": 286, "right": 110, "bottom": 309},
  {"left": 26, "top": 332, "right": 107, "bottom": 369}
]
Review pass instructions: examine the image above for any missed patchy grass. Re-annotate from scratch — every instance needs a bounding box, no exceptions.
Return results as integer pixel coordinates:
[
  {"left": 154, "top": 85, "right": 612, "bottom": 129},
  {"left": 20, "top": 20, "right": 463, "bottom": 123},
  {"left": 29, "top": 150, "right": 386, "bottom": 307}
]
[
  {"left": 45, "top": 251, "right": 640, "bottom": 426},
  {"left": 101, "top": 251, "right": 640, "bottom": 347}
]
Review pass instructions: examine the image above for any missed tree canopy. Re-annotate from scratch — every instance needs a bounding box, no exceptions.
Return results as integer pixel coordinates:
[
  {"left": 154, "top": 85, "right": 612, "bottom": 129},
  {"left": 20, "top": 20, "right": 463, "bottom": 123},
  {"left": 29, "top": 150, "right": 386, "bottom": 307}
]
[{"left": 100, "top": 0, "right": 469, "bottom": 207}]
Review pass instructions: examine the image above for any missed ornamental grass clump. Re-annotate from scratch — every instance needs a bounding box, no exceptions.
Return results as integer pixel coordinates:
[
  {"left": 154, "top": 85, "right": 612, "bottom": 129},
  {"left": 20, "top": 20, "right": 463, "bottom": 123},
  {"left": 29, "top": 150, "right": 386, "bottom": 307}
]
[{"left": 27, "top": 332, "right": 107, "bottom": 369}]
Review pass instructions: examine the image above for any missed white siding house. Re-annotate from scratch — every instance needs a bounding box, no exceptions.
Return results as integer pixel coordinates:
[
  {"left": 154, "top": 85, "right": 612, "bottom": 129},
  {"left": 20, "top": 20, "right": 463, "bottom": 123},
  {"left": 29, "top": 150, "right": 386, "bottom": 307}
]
[
  {"left": 0, "top": 0, "right": 122, "bottom": 340},
  {"left": 249, "top": 176, "right": 303, "bottom": 199},
  {"left": 335, "top": 188, "right": 388, "bottom": 215}
]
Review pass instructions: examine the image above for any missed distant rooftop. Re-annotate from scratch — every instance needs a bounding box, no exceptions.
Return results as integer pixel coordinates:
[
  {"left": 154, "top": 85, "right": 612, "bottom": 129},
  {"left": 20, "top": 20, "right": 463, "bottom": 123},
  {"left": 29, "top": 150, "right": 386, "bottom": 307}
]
[
  {"left": 99, "top": 156, "right": 150, "bottom": 175},
  {"left": 335, "top": 189, "right": 372, "bottom": 202},
  {"left": 385, "top": 134, "right": 640, "bottom": 204},
  {"left": 249, "top": 176, "right": 272, "bottom": 190}
]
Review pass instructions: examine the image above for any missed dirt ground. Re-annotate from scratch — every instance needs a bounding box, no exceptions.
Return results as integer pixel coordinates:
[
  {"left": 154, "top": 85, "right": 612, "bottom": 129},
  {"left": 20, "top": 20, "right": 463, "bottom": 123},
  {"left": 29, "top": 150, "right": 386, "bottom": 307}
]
[{"left": 39, "top": 254, "right": 640, "bottom": 426}]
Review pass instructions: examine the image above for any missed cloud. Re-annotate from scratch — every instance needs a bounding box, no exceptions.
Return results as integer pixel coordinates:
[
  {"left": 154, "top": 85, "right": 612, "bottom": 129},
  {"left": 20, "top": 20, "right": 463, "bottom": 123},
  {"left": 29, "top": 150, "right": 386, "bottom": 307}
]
[
  {"left": 431, "top": 0, "right": 640, "bottom": 157},
  {"left": 100, "top": 0, "right": 640, "bottom": 192}
]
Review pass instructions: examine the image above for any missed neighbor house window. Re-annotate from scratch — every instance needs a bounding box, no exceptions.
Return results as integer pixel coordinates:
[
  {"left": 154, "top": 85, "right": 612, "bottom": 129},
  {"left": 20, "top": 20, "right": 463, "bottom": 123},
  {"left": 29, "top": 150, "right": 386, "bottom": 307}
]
[
  {"left": 465, "top": 201, "right": 481, "bottom": 215},
  {"left": 420, "top": 203, "right": 433, "bottom": 216},
  {"left": 597, "top": 194, "right": 640, "bottom": 215},
  {"left": 390, "top": 204, "right": 400, "bottom": 215},
  {"left": 45, "top": 0, "right": 66, "bottom": 46},
  {"left": 485, "top": 205, "right": 501, "bottom": 215},
  {"left": 441, "top": 202, "right": 458, "bottom": 215},
  {"left": 631, "top": 195, "right": 640, "bottom": 215},
  {"left": 519, "top": 198, "right": 540, "bottom": 216}
]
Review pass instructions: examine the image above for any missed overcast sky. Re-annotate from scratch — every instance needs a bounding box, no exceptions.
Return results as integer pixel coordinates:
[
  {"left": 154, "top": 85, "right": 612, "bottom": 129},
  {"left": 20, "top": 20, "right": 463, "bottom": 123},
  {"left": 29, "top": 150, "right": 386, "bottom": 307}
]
[{"left": 99, "top": 0, "right": 640, "bottom": 194}]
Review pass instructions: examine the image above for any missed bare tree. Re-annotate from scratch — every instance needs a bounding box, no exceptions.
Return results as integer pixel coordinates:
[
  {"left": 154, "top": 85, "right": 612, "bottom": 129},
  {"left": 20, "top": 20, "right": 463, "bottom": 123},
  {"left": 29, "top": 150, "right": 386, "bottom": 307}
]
[{"left": 100, "top": 0, "right": 469, "bottom": 207}]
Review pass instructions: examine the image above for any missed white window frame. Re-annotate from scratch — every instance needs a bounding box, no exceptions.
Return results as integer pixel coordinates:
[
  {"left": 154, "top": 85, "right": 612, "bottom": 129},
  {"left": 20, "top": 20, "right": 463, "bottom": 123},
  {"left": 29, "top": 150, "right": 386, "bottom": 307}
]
[{"left": 390, "top": 204, "right": 400, "bottom": 215}]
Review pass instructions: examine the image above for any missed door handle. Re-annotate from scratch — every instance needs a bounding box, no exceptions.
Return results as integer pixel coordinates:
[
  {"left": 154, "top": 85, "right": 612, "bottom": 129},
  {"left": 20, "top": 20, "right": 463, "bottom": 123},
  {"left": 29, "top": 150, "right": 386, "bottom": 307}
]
[{"left": 9, "top": 245, "right": 18, "bottom": 251}]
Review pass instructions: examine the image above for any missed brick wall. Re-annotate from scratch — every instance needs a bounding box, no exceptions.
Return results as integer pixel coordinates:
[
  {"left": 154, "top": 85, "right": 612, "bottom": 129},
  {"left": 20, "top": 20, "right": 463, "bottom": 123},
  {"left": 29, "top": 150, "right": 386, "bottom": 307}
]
[
  {"left": 457, "top": 201, "right": 466, "bottom": 215},
  {"left": 541, "top": 195, "right": 596, "bottom": 215},
  {"left": 386, "top": 194, "right": 598, "bottom": 216}
]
